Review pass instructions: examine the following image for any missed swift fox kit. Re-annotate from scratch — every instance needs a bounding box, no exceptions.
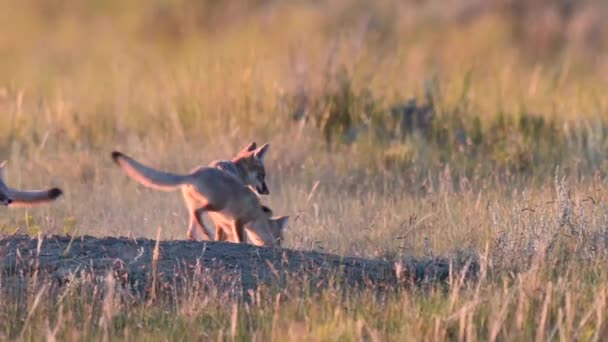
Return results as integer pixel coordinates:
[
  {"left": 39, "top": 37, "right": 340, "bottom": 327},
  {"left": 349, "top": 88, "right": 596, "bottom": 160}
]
[
  {"left": 205, "top": 142, "right": 285, "bottom": 242},
  {"left": 0, "top": 161, "right": 63, "bottom": 207},
  {"left": 111, "top": 151, "right": 280, "bottom": 246},
  {"left": 211, "top": 205, "right": 289, "bottom": 245},
  {"left": 209, "top": 142, "right": 270, "bottom": 195}
]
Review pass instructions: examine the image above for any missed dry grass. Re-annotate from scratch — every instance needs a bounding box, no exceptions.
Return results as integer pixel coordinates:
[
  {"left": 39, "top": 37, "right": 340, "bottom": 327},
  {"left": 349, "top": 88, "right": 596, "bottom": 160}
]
[{"left": 2, "top": 0, "right": 608, "bottom": 340}]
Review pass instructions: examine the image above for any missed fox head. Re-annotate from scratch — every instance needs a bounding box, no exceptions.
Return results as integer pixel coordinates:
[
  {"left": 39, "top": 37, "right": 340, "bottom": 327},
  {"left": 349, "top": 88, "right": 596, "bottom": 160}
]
[
  {"left": 234, "top": 142, "right": 270, "bottom": 195},
  {"left": 261, "top": 205, "right": 289, "bottom": 246},
  {"left": 0, "top": 162, "right": 13, "bottom": 206}
]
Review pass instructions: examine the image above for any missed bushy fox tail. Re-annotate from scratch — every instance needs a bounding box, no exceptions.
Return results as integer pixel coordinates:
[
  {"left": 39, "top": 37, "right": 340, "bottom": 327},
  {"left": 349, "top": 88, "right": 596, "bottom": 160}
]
[
  {"left": 111, "top": 151, "right": 189, "bottom": 191},
  {"left": 8, "top": 188, "right": 63, "bottom": 208}
]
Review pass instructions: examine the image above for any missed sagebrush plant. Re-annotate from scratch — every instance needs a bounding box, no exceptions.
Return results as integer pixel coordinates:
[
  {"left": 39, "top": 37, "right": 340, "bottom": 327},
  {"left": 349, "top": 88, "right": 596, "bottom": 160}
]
[{"left": 2, "top": 0, "right": 608, "bottom": 339}]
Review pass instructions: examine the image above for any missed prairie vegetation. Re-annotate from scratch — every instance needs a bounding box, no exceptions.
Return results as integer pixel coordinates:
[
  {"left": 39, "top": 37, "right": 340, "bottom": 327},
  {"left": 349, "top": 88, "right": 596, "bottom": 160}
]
[{"left": 1, "top": 0, "right": 608, "bottom": 340}]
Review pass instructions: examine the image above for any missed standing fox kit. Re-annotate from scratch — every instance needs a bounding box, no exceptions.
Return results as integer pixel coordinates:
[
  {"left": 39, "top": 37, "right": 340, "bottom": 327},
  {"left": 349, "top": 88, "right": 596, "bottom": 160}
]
[
  {"left": 111, "top": 146, "right": 285, "bottom": 247},
  {"left": 206, "top": 142, "right": 288, "bottom": 244},
  {"left": 0, "top": 161, "right": 63, "bottom": 207},
  {"left": 209, "top": 142, "right": 270, "bottom": 195}
]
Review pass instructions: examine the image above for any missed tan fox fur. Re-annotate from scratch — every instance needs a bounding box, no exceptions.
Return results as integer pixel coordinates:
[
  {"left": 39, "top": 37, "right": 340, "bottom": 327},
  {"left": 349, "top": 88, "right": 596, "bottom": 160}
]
[
  {"left": 111, "top": 150, "right": 281, "bottom": 246},
  {"left": 210, "top": 205, "right": 289, "bottom": 245},
  {"left": 0, "top": 161, "right": 63, "bottom": 207}
]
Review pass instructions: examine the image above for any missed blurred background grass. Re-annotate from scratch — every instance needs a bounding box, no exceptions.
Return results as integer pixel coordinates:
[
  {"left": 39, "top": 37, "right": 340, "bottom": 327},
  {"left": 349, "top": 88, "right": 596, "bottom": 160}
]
[{"left": 2, "top": 0, "right": 607, "bottom": 150}]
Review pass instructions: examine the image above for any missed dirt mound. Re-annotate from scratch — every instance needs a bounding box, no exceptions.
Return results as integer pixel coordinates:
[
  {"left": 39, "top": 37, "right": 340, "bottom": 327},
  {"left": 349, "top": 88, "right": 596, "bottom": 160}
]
[{"left": 0, "top": 235, "right": 477, "bottom": 294}]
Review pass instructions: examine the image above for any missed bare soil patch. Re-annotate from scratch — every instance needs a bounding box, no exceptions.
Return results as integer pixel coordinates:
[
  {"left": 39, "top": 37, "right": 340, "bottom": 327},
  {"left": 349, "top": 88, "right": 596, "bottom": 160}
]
[{"left": 0, "top": 235, "right": 477, "bottom": 294}]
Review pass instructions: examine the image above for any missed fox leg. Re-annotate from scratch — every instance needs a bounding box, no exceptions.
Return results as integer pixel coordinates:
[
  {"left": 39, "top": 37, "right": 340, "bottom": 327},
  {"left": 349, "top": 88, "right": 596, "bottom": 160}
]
[
  {"left": 230, "top": 219, "right": 246, "bottom": 243},
  {"left": 187, "top": 211, "right": 210, "bottom": 241},
  {"left": 215, "top": 224, "right": 226, "bottom": 241},
  {"left": 184, "top": 193, "right": 202, "bottom": 241},
  {"left": 187, "top": 214, "right": 197, "bottom": 241},
  {"left": 193, "top": 207, "right": 213, "bottom": 240},
  {"left": 184, "top": 205, "right": 212, "bottom": 241},
  {"left": 183, "top": 191, "right": 213, "bottom": 241},
  {"left": 217, "top": 223, "right": 237, "bottom": 242},
  {"left": 185, "top": 201, "right": 199, "bottom": 241},
  {"left": 187, "top": 212, "right": 212, "bottom": 241}
]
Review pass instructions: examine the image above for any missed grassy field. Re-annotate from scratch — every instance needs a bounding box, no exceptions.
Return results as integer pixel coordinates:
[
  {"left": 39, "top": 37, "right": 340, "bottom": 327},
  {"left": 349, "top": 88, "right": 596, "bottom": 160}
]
[{"left": 2, "top": 0, "right": 608, "bottom": 340}]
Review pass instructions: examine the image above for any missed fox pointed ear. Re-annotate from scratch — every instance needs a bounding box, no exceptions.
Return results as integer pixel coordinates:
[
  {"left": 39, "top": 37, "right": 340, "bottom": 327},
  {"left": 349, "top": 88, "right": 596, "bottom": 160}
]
[
  {"left": 274, "top": 216, "right": 289, "bottom": 231},
  {"left": 240, "top": 142, "right": 257, "bottom": 154},
  {"left": 254, "top": 143, "right": 269, "bottom": 161}
]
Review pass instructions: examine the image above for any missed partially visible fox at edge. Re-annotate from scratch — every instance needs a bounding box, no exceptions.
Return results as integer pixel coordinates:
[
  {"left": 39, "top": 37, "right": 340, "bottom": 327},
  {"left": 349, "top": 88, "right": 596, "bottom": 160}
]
[
  {"left": 0, "top": 161, "right": 63, "bottom": 207},
  {"left": 111, "top": 147, "right": 285, "bottom": 246}
]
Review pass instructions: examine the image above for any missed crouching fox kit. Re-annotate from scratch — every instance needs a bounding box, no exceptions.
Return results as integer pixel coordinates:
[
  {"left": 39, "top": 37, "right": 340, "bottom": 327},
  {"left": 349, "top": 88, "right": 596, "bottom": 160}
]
[
  {"left": 111, "top": 149, "right": 285, "bottom": 247},
  {"left": 210, "top": 205, "right": 289, "bottom": 246},
  {"left": 0, "top": 161, "right": 63, "bottom": 207}
]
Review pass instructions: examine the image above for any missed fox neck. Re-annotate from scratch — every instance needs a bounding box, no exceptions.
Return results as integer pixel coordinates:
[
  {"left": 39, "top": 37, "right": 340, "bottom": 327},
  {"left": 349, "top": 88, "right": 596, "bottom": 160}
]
[{"left": 230, "top": 157, "right": 252, "bottom": 186}]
